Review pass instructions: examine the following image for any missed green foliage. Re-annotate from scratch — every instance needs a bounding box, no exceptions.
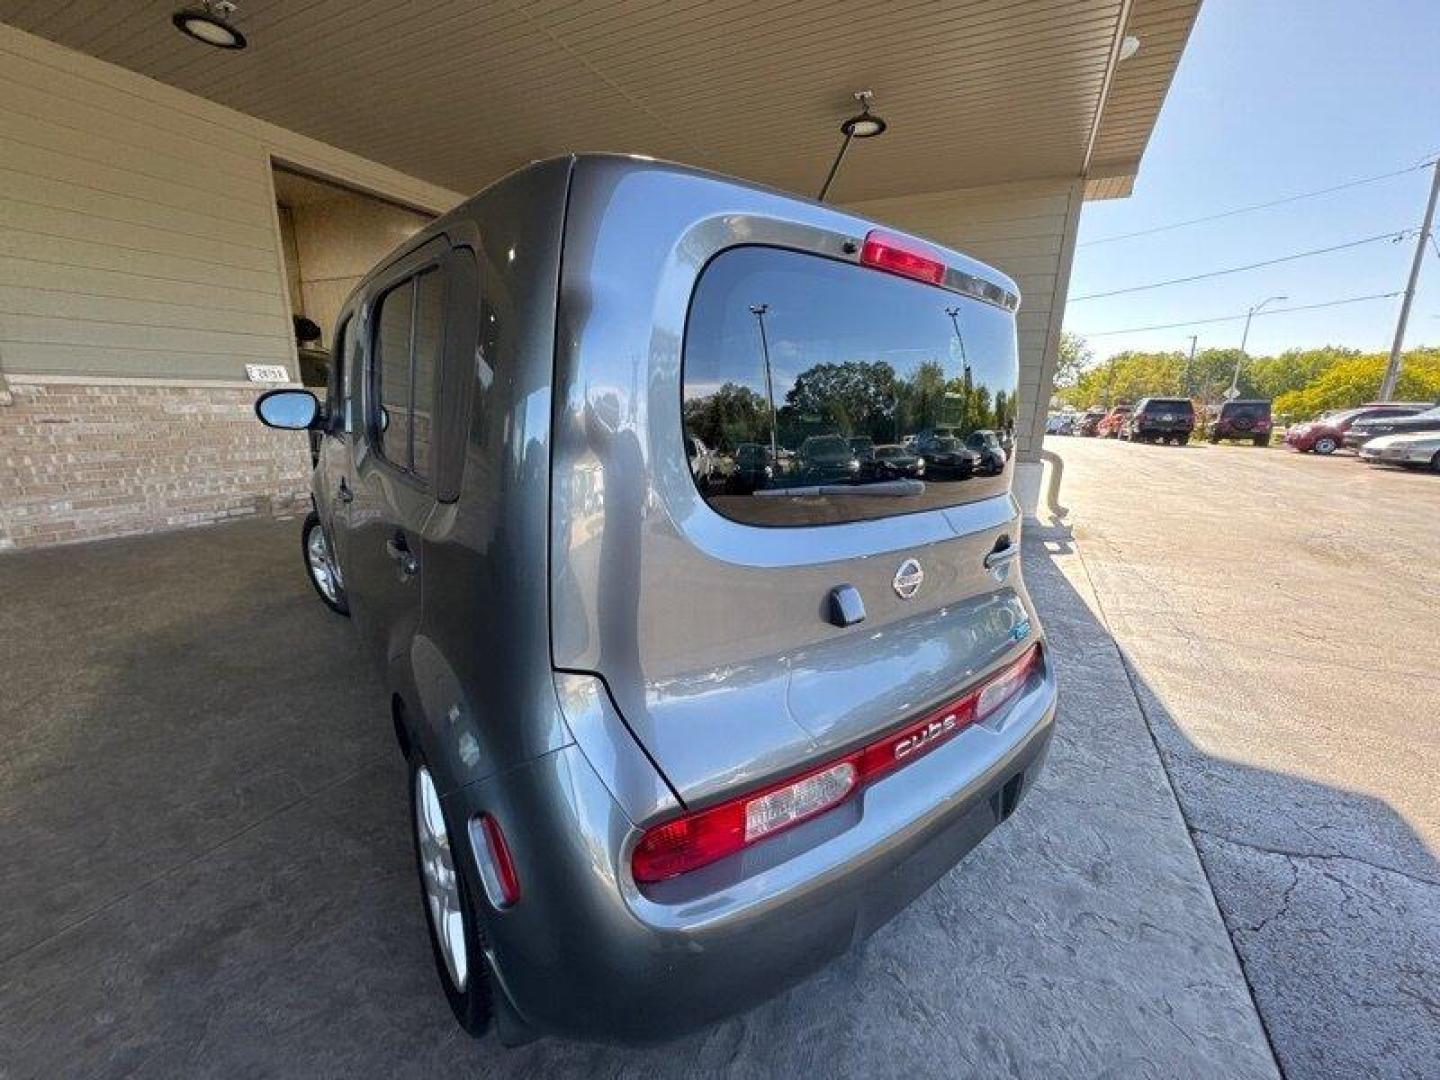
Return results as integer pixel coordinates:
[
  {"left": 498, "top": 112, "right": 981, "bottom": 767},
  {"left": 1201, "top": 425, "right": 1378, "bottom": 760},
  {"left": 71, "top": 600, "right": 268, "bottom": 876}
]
[
  {"left": 1274, "top": 351, "right": 1440, "bottom": 417},
  {"left": 1054, "top": 336, "right": 1439, "bottom": 419},
  {"left": 1054, "top": 331, "right": 1092, "bottom": 388}
]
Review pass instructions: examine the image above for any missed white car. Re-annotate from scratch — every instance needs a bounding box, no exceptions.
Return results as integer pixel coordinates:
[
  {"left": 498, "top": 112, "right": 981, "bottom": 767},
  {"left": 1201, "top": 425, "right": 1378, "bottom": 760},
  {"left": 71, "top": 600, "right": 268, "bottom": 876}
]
[{"left": 1358, "top": 431, "right": 1440, "bottom": 472}]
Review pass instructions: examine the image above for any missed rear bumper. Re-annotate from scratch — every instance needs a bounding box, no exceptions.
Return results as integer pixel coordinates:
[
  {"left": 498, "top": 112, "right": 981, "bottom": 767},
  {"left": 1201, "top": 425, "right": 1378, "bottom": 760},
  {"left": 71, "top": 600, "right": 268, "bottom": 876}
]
[{"left": 447, "top": 661, "right": 1058, "bottom": 1043}]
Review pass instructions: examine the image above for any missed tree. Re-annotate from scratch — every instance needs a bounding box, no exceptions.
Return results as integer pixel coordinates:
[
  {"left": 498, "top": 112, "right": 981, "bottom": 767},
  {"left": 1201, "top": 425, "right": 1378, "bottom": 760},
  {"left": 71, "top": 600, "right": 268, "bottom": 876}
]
[
  {"left": 1054, "top": 331, "right": 1093, "bottom": 388},
  {"left": 781, "top": 360, "right": 900, "bottom": 442},
  {"left": 683, "top": 382, "right": 770, "bottom": 452},
  {"left": 1274, "top": 351, "right": 1440, "bottom": 418}
]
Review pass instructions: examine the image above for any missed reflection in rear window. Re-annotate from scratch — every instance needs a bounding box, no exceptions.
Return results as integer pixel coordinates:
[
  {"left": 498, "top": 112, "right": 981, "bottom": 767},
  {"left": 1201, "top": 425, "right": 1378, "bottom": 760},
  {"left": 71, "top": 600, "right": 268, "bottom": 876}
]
[{"left": 682, "top": 246, "right": 1019, "bottom": 527}]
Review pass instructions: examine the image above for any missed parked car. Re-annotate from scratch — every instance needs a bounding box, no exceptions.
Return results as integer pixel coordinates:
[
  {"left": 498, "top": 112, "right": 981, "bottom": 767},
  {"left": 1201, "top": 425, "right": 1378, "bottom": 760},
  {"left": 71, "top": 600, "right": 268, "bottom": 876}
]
[
  {"left": 1208, "top": 399, "right": 1273, "bottom": 446},
  {"left": 914, "top": 434, "right": 979, "bottom": 478},
  {"left": 1095, "top": 405, "right": 1132, "bottom": 438},
  {"left": 868, "top": 443, "right": 925, "bottom": 479},
  {"left": 1075, "top": 408, "right": 1106, "bottom": 437},
  {"left": 798, "top": 433, "right": 862, "bottom": 482},
  {"left": 254, "top": 154, "right": 1056, "bottom": 1045},
  {"left": 728, "top": 442, "right": 775, "bottom": 493},
  {"left": 1284, "top": 402, "right": 1435, "bottom": 454},
  {"left": 1344, "top": 404, "right": 1440, "bottom": 450},
  {"left": 966, "top": 429, "right": 1008, "bottom": 474},
  {"left": 1121, "top": 397, "right": 1195, "bottom": 444},
  {"left": 1358, "top": 431, "right": 1440, "bottom": 471},
  {"left": 1046, "top": 412, "right": 1079, "bottom": 436}
]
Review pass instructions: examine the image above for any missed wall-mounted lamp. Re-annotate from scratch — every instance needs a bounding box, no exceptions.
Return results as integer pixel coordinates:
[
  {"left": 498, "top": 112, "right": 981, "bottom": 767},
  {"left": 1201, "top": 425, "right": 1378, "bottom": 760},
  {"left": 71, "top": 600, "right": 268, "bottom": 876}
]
[
  {"left": 818, "top": 90, "right": 888, "bottom": 202},
  {"left": 172, "top": 1, "right": 247, "bottom": 50}
]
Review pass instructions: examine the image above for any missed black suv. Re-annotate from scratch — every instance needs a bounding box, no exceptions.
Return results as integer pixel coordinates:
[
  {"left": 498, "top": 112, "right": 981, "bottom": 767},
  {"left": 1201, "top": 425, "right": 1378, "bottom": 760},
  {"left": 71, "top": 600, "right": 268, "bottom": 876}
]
[
  {"left": 1209, "top": 399, "right": 1273, "bottom": 446},
  {"left": 1123, "top": 397, "right": 1195, "bottom": 444}
]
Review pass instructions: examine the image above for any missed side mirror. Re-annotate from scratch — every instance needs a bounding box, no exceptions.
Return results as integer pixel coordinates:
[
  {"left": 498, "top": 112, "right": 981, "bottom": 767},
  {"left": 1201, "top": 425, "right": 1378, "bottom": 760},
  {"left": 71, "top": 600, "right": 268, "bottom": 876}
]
[{"left": 255, "top": 388, "right": 320, "bottom": 430}]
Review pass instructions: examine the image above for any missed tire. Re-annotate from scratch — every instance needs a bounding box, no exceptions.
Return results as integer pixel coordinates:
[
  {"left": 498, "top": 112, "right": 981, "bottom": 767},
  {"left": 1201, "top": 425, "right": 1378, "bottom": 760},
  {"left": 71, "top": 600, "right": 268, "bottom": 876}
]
[
  {"left": 1253, "top": 434, "right": 1269, "bottom": 447},
  {"left": 1313, "top": 436, "right": 1338, "bottom": 455},
  {"left": 301, "top": 510, "right": 349, "bottom": 615},
  {"left": 1431, "top": 450, "right": 1440, "bottom": 474},
  {"left": 410, "top": 754, "right": 493, "bottom": 1037}
]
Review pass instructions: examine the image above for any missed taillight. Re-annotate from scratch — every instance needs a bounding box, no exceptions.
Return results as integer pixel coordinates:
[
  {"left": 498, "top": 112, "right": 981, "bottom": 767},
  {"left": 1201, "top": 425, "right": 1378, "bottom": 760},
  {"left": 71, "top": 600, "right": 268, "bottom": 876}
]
[
  {"left": 473, "top": 813, "right": 521, "bottom": 908},
  {"left": 632, "top": 644, "right": 1042, "bottom": 884},
  {"left": 860, "top": 229, "right": 946, "bottom": 286}
]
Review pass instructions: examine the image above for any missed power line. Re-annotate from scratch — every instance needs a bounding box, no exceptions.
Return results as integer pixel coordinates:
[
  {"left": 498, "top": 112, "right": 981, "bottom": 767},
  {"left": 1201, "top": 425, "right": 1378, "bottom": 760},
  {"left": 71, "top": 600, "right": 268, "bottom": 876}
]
[
  {"left": 1069, "top": 229, "right": 1412, "bottom": 302},
  {"left": 1072, "top": 291, "right": 1402, "bottom": 338},
  {"left": 1079, "top": 161, "right": 1433, "bottom": 247}
]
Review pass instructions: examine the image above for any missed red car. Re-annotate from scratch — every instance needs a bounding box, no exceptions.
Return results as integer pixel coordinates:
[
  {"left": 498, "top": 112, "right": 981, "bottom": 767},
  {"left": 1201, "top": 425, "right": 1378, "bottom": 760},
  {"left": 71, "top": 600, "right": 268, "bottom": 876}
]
[
  {"left": 1284, "top": 402, "right": 1434, "bottom": 455},
  {"left": 1095, "top": 405, "right": 1132, "bottom": 438}
]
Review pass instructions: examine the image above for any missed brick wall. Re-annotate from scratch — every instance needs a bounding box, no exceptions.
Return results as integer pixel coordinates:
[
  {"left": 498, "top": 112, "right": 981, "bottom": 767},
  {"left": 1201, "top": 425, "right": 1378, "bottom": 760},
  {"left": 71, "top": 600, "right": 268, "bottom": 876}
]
[{"left": 0, "top": 381, "right": 312, "bottom": 551}]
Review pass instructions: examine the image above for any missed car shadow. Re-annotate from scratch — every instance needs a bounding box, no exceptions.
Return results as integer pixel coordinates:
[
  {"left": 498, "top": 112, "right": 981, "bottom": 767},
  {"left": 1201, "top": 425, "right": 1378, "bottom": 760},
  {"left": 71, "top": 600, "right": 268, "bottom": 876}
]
[{"left": 0, "top": 519, "right": 1434, "bottom": 1078}]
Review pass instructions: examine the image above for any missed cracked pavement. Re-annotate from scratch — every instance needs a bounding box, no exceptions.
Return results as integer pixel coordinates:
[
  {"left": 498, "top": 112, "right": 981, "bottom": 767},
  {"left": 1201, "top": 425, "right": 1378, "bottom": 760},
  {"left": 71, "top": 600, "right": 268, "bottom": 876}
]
[{"left": 1048, "top": 436, "right": 1440, "bottom": 1079}]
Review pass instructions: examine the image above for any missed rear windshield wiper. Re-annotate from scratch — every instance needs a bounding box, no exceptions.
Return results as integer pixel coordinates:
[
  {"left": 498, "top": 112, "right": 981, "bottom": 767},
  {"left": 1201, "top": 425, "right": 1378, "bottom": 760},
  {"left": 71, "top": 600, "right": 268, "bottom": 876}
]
[{"left": 752, "top": 480, "right": 925, "bottom": 499}]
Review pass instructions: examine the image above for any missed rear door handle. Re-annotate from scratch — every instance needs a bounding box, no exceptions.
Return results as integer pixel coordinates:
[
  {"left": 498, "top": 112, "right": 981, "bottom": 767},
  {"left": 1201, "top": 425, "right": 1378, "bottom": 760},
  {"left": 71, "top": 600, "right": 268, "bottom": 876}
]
[
  {"left": 984, "top": 546, "right": 1019, "bottom": 569},
  {"left": 385, "top": 533, "right": 418, "bottom": 577},
  {"left": 336, "top": 479, "right": 353, "bottom": 504}
]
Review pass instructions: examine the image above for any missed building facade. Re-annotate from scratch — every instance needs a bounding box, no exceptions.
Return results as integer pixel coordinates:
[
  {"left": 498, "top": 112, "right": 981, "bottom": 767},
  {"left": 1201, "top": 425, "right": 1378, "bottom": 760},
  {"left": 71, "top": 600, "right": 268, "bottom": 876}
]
[{"left": 0, "top": 3, "right": 1197, "bottom": 549}]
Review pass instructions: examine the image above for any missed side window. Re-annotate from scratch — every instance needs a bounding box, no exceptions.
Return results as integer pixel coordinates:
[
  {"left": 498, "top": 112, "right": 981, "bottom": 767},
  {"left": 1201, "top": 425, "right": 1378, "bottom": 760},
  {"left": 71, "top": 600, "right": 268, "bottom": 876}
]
[
  {"left": 374, "top": 278, "right": 416, "bottom": 470},
  {"left": 411, "top": 271, "right": 445, "bottom": 479},
  {"left": 368, "top": 267, "right": 446, "bottom": 479}
]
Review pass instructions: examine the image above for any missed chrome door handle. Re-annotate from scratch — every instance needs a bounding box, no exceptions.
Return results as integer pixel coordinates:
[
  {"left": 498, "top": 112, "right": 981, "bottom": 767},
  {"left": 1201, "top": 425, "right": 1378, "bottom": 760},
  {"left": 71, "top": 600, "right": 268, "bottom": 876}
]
[{"left": 385, "top": 535, "right": 418, "bottom": 577}]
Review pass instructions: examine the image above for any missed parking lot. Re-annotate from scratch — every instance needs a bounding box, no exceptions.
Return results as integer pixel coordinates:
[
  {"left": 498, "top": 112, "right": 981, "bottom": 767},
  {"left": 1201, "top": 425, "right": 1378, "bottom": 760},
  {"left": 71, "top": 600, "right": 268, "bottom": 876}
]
[
  {"left": 1, "top": 519, "right": 1280, "bottom": 1078},
  {"left": 1046, "top": 435, "right": 1439, "bottom": 1079},
  {"left": 1, "top": 437, "right": 1433, "bottom": 1078}
]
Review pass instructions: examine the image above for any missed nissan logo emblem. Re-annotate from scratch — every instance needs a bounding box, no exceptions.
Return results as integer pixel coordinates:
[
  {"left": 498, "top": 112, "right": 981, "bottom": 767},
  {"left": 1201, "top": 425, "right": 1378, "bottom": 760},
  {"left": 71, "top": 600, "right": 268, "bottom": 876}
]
[{"left": 893, "top": 558, "right": 924, "bottom": 599}]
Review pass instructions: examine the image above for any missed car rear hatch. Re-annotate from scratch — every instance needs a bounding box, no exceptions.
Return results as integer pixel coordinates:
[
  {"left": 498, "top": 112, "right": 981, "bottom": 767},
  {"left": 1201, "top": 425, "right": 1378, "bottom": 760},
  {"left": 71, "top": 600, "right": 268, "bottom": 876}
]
[
  {"left": 549, "top": 156, "right": 1038, "bottom": 811},
  {"left": 1139, "top": 400, "right": 1194, "bottom": 429}
]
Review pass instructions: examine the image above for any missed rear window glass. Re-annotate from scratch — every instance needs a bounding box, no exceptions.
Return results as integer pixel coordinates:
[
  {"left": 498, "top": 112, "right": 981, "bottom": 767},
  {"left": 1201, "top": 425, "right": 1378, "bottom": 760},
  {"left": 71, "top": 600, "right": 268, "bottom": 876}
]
[
  {"left": 682, "top": 246, "right": 1018, "bottom": 527},
  {"left": 1141, "top": 399, "right": 1194, "bottom": 414}
]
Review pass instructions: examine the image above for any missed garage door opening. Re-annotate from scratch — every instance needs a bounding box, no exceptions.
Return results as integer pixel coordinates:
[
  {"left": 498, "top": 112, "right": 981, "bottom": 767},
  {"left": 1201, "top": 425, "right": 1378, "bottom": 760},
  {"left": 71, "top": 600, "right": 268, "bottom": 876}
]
[{"left": 272, "top": 164, "right": 434, "bottom": 387}]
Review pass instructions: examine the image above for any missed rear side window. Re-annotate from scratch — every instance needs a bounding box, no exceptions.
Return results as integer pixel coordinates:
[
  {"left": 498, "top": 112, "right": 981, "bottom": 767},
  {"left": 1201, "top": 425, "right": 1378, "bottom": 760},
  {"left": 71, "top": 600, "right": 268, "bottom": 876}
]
[
  {"left": 371, "top": 269, "right": 445, "bottom": 479},
  {"left": 682, "top": 246, "right": 1018, "bottom": 527}
]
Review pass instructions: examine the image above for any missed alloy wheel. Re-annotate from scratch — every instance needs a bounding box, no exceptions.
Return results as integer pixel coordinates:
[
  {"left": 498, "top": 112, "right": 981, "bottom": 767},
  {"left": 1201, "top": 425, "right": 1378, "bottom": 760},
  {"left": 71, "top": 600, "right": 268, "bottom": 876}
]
[
  {"left": 415, "top": 766, "right": 468, "bottom": 992},
  {"left": 305, "top": 524, "right": 340, "bottom": 603}
]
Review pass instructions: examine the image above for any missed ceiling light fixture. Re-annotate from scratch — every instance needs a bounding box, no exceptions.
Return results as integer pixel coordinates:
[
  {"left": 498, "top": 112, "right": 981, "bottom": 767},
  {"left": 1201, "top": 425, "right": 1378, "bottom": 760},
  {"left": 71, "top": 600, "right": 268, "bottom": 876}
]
[
  {"left": 1118, "top": 34, "right": 1141, "bottom": 61},
  {"left": 172, "top": 1, "right": 247, "bottom": 50},
  {"left": 818, "top": 90, "right": 888, "bottom": 202}
]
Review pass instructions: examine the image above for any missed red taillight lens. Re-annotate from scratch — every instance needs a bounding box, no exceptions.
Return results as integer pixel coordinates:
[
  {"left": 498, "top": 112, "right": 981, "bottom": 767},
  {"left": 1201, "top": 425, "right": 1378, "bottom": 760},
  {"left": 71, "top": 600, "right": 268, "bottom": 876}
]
[
  {"left": 860, "top": 229, "right": 947, "bottom": 285},
  {"left": 632, "top": 644, "right": 1042, "bottom": 884},
  {"left": 475, "top": 813, "right": 521, "bottom": 908}
]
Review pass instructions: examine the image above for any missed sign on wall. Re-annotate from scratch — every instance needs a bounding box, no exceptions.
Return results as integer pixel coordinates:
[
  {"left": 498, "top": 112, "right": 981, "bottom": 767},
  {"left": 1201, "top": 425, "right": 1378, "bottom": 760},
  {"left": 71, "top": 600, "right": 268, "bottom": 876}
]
[{"left": 245, "top": 364, "right": 291, "bottom": 384}]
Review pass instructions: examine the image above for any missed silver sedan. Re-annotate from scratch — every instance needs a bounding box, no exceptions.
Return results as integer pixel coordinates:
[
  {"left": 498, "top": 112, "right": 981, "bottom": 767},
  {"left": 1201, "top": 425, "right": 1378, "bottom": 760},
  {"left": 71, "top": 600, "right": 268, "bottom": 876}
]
[{"left": 1359, "top": 431, "right": 1440, "bottom": 471}]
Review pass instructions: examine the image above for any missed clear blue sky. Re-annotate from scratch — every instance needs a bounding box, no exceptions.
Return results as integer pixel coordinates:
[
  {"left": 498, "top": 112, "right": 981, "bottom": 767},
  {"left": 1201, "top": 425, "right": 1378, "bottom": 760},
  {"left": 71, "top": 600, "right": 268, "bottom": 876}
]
[{"left": 1066, "top": 0, "right": 1440, "bottom": 361}]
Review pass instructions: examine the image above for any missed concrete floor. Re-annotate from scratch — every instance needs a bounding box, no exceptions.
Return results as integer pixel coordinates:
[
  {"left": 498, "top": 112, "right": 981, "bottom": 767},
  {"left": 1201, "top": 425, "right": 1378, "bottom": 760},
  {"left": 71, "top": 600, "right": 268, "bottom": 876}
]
[
  {"left": 0, "top": 515, "right": 1281, "bottom": 1078},
  {"left": 1046, "top": 436, "right": 1439, "bottom": 1080}
]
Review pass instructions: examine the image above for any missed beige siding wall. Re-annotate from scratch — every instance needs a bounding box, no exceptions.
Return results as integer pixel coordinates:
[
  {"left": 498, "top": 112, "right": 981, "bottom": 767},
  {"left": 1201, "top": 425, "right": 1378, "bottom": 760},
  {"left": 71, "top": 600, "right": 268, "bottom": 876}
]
[
  {"left": 287, "top": 191, "right": 431, "bottom": 351},
  {"left": 0, "top": 23, "right": 462, "bottom": 383},
  {"left": 847, "top": 178, "right": 1084, "bottom": 461}
]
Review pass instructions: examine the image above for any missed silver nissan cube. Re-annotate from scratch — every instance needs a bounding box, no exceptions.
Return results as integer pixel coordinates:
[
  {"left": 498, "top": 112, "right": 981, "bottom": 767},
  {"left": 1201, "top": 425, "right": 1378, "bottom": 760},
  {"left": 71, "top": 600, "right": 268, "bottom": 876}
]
[{"left": 257, "top": 153, "right": 1057, "bottom": 1045}]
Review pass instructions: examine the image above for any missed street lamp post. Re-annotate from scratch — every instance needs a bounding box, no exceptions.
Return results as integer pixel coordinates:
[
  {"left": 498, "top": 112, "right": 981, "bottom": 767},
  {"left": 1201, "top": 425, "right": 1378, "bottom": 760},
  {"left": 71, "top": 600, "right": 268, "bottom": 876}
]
[
  {"left": 1229, "top": 295, "right": 1287, "bottom": 397},
  {"left": 749, "top": 304, "right": 780, "bottom": 465}
]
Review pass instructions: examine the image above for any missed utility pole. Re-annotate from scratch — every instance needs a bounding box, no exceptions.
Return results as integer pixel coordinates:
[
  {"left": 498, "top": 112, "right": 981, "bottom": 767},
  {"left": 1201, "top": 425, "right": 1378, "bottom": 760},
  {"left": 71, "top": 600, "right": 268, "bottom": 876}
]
[
  {"left": 749, "top": 304, "right": 780, "bottom": 465},
  {"left": 1230, "top": 295, "right": 1287, "bottom": 398},
  {"left": 1183, "top": 335, "right": 1197, "bottom": 395},
  {"left": 1380, "top": 157, "right": 1440, "bottom": 400}
]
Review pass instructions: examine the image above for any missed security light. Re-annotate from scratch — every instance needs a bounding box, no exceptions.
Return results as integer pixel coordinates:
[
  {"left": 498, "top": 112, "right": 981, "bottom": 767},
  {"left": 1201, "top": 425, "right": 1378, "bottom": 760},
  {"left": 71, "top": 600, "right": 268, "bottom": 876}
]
[
  {"left": 819, "top": 90, "right": 888, "bottom": 201},
  {"left": 172, "top": 1, "right": 247, "bottom": 50}
]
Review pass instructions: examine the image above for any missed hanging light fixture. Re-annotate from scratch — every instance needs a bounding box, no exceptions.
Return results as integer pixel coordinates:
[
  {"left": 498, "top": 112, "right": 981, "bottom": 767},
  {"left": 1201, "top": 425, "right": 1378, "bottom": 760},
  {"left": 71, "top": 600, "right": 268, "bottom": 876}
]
[
  {"left": 818, "top": 90, "right": 887, "bottom": 202},
  {"left": 172, "top": 1, "right": 247, "bottom": 50}
]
